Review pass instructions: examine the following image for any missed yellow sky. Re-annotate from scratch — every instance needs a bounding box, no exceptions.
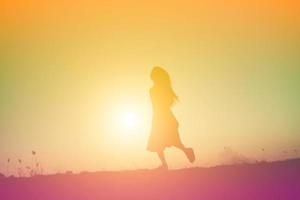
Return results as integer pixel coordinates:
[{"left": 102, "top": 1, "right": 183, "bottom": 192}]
[{"left": 1, "top": 0, "right": 300, "bottom": 174}]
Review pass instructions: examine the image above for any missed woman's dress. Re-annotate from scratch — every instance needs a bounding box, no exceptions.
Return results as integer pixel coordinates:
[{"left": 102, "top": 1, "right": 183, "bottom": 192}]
[{"left": 147, "top": 87, "right": 183, "bottom": 152}]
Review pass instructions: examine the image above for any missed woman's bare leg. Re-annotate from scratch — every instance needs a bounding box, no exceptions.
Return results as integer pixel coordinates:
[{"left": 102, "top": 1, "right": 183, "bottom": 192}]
[
  {"left": 174, "top": 143, "right": 195, "bottom": 163},
  {"left": 157, "top": 150, "right": 168, "bottom": 169}
]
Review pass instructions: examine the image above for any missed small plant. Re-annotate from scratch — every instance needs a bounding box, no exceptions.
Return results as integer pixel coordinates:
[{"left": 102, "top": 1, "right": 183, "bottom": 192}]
[
  {"left": 6, "top": 158, "right": 10, "bottom": 176},
  {"left": 259, "top": 148, "right": 267, "bottom": 162},
  {"left": 17, "top": 158, "right": 24, "bottom": 177},
  {"left": 31, "top": 150, "right": 43, "bottom": 176},
  {"left": 295, "top": 149, "right": 299, "bottom": 157},
  {"left": 5, "top": 150, "right": 44, "bottom": 177}
]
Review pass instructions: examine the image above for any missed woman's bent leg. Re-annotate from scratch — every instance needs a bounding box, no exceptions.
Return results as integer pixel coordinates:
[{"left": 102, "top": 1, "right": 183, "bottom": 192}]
[{"left": 174, "top": 143, "right": 195, "bottom": 163}]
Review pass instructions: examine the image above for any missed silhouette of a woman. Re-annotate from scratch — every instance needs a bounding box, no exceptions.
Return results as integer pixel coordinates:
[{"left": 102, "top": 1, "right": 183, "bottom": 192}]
[{"left": 147, "top": 66, "right": 195, "bottom": 170}]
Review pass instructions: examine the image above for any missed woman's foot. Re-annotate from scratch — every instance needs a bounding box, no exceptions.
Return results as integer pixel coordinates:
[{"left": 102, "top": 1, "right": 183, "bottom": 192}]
[
  {"left": 154, "top": 164, "right": 168, "bottom": 170},
  {"left": 185, "top": 148, "right": 195, "bottom": 163}
]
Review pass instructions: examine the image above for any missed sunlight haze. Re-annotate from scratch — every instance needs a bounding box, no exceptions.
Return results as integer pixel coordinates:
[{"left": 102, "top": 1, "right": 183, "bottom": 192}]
[{"left": 1, "top": 0, "right": 300, "bottom": 175}]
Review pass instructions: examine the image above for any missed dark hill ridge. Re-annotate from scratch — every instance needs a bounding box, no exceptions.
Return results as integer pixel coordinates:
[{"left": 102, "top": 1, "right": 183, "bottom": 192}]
[{"left": 0, "top": 159, "right": 299, "bottom": 200}]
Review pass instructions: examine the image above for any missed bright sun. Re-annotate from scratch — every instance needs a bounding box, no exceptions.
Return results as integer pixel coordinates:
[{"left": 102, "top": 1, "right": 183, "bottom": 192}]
[{"left": 120, "top": 111, "right": 139, "bottom": 129}]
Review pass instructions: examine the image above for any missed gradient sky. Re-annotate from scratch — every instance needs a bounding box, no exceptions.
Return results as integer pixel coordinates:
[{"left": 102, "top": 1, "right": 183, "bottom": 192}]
[{"left": 1, "top": 0, "right": 300, "bottom": 175}]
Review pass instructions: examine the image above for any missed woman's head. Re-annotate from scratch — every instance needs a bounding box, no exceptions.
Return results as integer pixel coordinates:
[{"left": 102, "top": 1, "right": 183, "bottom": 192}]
[
  {"left": 151, "top": 66, "right": 178, "bottom": 105},
  {"left": 151, "top": 66, "right": 170, "bottom": 84}
]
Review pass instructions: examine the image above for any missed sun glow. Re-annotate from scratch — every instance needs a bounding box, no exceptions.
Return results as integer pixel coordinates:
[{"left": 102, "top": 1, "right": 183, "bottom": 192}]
[{"left": 120, "top": 111, "right": 139, "bottom": 129}]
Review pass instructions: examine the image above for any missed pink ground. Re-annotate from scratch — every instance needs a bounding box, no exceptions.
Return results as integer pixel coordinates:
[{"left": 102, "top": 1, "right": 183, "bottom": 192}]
[{"left": 0, "top": 159, "right": 299, "bottom": 200}]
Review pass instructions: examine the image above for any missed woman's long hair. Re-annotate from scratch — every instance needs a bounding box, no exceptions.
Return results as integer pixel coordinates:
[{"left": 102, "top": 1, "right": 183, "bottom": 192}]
[{"left": 151, "top": 66, "right": 178, "bottom": 106}]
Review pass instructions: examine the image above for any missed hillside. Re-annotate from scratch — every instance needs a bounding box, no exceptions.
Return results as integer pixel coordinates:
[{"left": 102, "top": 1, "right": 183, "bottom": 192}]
[{"left": 0, "top": 159, "right": 299, "bottom": 200}]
